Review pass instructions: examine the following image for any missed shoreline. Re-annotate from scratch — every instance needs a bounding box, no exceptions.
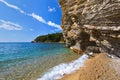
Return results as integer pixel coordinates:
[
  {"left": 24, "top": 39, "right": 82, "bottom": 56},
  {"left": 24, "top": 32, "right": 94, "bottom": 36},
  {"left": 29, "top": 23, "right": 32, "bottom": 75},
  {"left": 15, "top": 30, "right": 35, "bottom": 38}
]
[
  {"left": 60, "top": 53, "right": 120, "bottom": 80},
  {"left": 38, "top": 54, "right": 88, "bottom": 80}
]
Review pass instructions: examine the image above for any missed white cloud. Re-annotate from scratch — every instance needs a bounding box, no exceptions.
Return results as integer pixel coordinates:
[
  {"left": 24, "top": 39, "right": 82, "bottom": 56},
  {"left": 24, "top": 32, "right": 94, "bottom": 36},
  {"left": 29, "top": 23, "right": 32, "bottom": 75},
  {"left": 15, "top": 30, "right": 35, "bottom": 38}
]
[
  {"left": 0, "top": 0, "right": 61, "bottom": 30},
  {"left": 0, "top": 19, "right": 23, "bottom": 30},
  {"left": 47, "top": 21, "right": 61, "bottom": 29},
  {"left": 29, "top": 13, "right": 46, "bottom": 23},
  {"left": 48, "top": 6, "right": 56, "bottom": 12},
  {"left": 29, "top": 13, "right": 61, "bottom": 30},
  {"left": 0, "top": 0, "right": 26, "bottom": 14}
]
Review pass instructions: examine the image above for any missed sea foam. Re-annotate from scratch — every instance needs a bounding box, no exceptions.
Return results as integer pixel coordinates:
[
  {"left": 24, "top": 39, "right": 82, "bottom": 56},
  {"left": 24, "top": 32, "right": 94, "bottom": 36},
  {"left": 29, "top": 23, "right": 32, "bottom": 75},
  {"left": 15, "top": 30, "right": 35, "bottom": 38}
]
[{"left": 37, "top": 54, "right": 89, "bottom": 80}]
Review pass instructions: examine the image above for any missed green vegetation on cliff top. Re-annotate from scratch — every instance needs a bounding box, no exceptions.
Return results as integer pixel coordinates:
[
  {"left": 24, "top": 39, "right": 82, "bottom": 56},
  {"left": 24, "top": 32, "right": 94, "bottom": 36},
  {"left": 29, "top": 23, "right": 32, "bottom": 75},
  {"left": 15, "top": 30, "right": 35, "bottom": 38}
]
[{"left": 33, "top": 33, "right": 64, "bottom": 43}]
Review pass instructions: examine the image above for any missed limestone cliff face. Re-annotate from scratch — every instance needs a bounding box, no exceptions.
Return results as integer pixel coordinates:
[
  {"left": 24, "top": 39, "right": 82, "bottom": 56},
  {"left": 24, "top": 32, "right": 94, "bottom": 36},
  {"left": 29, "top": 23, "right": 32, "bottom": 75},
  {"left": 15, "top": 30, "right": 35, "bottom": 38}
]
[{"left": 60, "top": 0, "right": 120, "bottom": 57}]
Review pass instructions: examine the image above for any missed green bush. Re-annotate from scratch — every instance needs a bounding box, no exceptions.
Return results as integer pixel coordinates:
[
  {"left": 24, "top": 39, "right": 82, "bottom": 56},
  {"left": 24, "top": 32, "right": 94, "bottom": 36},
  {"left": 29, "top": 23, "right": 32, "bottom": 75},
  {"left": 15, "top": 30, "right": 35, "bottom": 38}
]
[{"left": 33, "top": 33, "right": 64, "bottom": 43}]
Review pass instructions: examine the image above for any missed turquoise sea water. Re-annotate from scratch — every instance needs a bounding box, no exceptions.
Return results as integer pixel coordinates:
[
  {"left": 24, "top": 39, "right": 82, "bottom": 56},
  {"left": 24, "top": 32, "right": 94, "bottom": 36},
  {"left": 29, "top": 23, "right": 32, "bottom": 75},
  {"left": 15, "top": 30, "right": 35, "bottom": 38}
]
[{"left": 0, "top": 42, "right": 80, "bottom": 80}]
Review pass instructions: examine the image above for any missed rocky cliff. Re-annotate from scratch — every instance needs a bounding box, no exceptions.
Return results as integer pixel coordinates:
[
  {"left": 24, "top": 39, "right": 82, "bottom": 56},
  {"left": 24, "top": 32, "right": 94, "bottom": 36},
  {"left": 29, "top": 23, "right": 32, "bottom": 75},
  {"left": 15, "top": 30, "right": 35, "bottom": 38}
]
[{"left": 60, "top": 0, "right": 120, "bottom": 57}]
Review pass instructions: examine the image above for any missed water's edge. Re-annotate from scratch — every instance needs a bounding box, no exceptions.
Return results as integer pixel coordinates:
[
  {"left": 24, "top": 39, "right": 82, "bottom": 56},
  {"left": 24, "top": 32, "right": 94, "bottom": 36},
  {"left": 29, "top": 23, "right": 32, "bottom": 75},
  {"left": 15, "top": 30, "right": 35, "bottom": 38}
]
[{"left": 37, "top": 54, "right": 89, "bottom": 80}]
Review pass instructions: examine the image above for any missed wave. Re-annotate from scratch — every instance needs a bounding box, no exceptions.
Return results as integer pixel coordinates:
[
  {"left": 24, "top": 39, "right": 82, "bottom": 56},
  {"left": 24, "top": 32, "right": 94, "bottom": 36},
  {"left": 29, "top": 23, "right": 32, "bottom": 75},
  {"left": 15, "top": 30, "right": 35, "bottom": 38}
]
[{"left": 37, "top": 54, "right": 89, "bottom": 80}]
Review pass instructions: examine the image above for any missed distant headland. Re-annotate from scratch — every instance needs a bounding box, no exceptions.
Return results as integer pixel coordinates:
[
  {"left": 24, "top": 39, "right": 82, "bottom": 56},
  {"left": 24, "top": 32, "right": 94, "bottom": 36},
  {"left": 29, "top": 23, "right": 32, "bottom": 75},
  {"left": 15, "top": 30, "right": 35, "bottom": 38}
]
[{"left": 32, "top": 33, "right": 64, "bottom": 43}]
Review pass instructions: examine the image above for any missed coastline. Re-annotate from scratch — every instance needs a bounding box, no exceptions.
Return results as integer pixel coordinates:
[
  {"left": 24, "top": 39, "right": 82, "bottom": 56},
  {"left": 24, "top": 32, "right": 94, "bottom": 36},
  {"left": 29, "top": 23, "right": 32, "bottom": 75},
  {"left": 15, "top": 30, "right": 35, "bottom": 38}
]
[
  {"left": 60, "top": 53, "right": 120, "bottom": 80},
  {"left": 38, "top": 54, "right": 88, "bottom": 80}
]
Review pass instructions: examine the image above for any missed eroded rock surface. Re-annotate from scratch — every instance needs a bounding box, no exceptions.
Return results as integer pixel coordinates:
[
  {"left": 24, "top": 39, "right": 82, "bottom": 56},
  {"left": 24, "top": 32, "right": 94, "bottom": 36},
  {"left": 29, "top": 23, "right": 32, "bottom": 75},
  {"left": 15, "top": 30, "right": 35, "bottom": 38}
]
[{"left": 60, "top": 0, "right": 120, "bottom": 57}]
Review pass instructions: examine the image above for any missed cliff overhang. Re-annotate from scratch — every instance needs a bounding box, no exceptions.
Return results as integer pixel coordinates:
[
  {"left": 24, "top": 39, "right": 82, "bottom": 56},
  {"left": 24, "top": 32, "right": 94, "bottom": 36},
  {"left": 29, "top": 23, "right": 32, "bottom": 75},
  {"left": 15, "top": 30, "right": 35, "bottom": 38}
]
[{"left": 60, "top": 0, "right": 120, "bottom": 57}]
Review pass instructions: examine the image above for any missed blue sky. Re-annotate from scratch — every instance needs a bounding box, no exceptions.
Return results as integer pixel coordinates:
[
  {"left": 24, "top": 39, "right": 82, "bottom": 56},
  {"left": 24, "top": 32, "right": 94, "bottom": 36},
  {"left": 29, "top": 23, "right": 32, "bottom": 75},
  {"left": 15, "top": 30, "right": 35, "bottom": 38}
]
[{"left": 0, "top": 0, "right": 62, "bottom": 42}]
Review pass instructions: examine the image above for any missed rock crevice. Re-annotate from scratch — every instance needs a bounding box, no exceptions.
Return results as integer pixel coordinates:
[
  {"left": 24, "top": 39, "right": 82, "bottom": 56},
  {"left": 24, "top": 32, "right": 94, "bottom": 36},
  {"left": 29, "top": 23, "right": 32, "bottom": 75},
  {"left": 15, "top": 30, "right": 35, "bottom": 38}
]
[{"left": 60, "top": 0, "right": 120, "bottom": 57}]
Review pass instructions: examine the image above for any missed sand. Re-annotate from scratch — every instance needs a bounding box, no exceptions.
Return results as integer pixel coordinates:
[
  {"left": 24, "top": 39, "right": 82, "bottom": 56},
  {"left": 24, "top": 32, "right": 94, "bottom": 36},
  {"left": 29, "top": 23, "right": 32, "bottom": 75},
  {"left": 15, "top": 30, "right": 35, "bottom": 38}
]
[{"left": 60, "top": 53, "right": 120, "bottom": 80}]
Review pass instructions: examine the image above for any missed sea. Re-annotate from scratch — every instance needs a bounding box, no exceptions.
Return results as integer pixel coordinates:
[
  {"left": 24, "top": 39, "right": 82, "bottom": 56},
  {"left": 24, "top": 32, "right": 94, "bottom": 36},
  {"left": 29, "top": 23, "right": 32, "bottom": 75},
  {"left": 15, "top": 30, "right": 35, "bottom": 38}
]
[{"left": 0, "top": 42, "right": 88, "bottom": 80}]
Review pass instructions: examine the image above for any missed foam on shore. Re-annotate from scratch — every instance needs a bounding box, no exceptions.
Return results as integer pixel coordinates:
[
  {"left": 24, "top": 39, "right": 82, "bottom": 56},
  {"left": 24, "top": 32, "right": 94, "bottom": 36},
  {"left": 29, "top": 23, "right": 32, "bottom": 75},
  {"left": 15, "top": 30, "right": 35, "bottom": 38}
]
[
  {"left": 60, "top": 53, "right": 120, "bottom": 80},
  {"left": 37, "top": 54, "right": 89, "bottom": 80}
]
